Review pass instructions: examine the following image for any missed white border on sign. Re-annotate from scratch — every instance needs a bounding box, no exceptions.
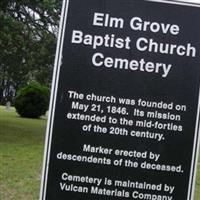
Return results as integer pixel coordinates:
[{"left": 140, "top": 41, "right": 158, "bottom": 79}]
[
  {"left": 147, "top": 0, "right": 200, "bottom": 7},
  {"left": 39, "top": 0, "right": 70, "bottom": 199},
  {"left": 40, "top": 0, "right": 200, "bottom": 200},
  {"left": 189, "top": 86, "right": 200, "bottom": 200}
]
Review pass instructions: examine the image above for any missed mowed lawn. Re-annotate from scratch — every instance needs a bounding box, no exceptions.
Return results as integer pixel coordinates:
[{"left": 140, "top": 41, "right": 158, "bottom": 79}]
[
  {"left": 0, "top": 106, "right": 47, "bottom": 200},
  {"left": 0, "top": 106, "right": 200, "bottom": 199}
]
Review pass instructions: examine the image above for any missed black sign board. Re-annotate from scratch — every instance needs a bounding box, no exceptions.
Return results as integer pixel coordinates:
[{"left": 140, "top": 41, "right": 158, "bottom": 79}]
[{"left": 40, "top": 0, "right": 200, "bottom": 199}]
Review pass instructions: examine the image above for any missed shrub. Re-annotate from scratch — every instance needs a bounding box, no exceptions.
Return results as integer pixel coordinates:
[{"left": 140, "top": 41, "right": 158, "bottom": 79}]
[{"left": 15, "top": 82, "right": 50, "bottom": 118}]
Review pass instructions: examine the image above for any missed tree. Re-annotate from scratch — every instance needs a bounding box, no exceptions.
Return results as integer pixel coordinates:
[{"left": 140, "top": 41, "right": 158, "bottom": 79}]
[
  {"left": 0, "top": 0, "right": 62, "bottom": 104},
  {"left": 15, "top": 82, "right": 50, "bottom": 118}
]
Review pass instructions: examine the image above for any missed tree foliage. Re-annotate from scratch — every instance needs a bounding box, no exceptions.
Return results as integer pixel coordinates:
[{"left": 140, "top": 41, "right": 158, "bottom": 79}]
[
  {"left": 0, "top": 0, "right": 62, "bottom": 104},
  {"left": 15, "top": 82, "right": 50, "bottom": 118}
]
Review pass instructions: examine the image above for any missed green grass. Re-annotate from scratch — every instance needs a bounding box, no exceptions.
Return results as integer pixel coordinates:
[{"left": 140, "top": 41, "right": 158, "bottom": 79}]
[
  {"left": 196, "top": 166, "right": 200, "bottom": 199},
  {"left": 0, "top": 106, "right": 46, "bottom": 200},
  {"left": 0, "top": 106, "right": 200, "bottom": 199}
]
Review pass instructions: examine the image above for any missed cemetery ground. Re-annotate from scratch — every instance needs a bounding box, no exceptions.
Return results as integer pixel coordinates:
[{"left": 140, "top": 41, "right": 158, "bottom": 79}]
[
  {"left": 0, "top": 106, "right": 46, "bottom": 199},
  {"left": 0, "top": 106, "right": 200, "bottom": 200}
]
